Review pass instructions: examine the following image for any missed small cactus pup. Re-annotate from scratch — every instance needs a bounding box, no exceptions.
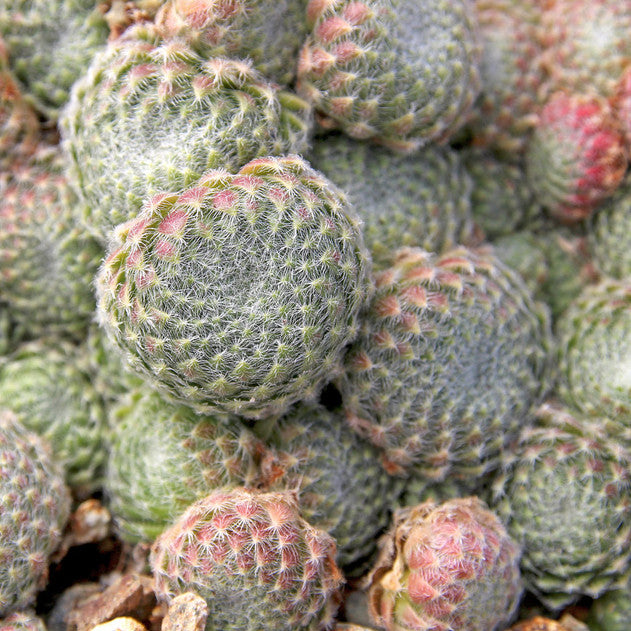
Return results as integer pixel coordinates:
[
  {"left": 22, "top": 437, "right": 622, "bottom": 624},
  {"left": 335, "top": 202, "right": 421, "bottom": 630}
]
[
  {"left": 337, "top": 246, "right": 551, "bottom": 481},
  {"left": 0, "top": 611, "right": 46, "bottom": 631},
  {"left": 0, "top": 147, "right": 103, "bottom": 342},
  {"left": 540, "top": 0, "right": 631, "bottom": 100},
  {"left": 367, "top": 496, "right": 523, "bottom": 631},
  {"left": 490, "top": 402, "right": 631, "bottom": 611},
  {"left": 0, "top": 0, "right": 109, "bottom": 118},
  {"left": 525, "top": 91, "right": 628, "bottom": 224},
  {"left": 106, "top": 388, "right": 267, "bottom": 543},
  {"left": 461, "top": 148, "right": 541, "bottom": 239},
  {"left": 60, "top": 22, "right": 313, "bottom": 241},
  {"left": 96, "top": 155, "right": 372, "bottom": 420},
  {"left": 0, "top": 339, "right": 107, "bottom": 495},
  {"left": 154, "top": 0, "right": 310, "bottom": 85},
  {"left": 464, "top": 0, "right": 547, "bottom": 156},
  {"left": 0, "top": 409, "right": 72, "bottom": 616},
  {"left": 309, "top": 135, "right": 478, "bottom": 270},
  {"left": 587, "top": 588, "right": 631, "bottom": 631},
  {"left": 150, "top": 487, "right": 344, "bottom": 631},
  {"left": 297, "top": 0, "right": 481, "bottom": 152},
  {"left": 556, "top": 278, "right": 631, "bottom": 420},
  {"left": 260, "top": 402, "right": 402, "bottom": 572}
]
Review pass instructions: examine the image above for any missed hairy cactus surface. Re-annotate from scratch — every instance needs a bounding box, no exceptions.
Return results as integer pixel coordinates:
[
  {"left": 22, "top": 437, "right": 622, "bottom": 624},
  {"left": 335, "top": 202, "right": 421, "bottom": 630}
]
[
  {"left": 0, "top": 340, "right": 107, "bottom": 492},
  {"left": 96, "top": 155, "right": 372, "bottom": 419},
  {"left": 309, "top": 136, "right": 477, "bottom": 269},
  {"left": 525, "top": 91, "right": 627, "bottom": 223},
  {"left": 0, "top": 0, "right": 109, "bottom": 117},
  {"left": 587, "top": 589, "right": 631, "bottom": 631},
  {"left": 491, "top": 402, "right": 631, "bottom": 610},
  {"left": 461, "top": 148, "right": 541, "bottom": 239},
  {"left": 0, "top": 611, "right": 46, "bottom": 631},
  {"left": 337, "top": 246, "right": 550, "bottom": 480},
  {"left": 262, "top": 402, "right": 401, "bottom": 571},
  {"left": 106, "top": 388, "right": 266, "bottom": 543},
  {"left": 465, "top": 0, "right": 546, "bottom": 155},
  {"left": 556, "top": 278, "right": 631, "bottom": 419},
  {"left": 297, "top": 0, "right": 481, "bottom": 151},
  {"left": 60, "top": 23, "right": 313, "bottom": 240},
  {"left": 0, "top": 149, "right": 103, "bottom": 341},
  {"left": 151, "top": 487, "right": 344, "bottom": 631},
  {"left": 368, "top": 496, "right": 523, "bottom": 631},
  {"left": 0, "top": 409, "right": 71, "bottom": 616},
  {"left": 155, "top": 0, "right": 310, "bottom": 85},
  {"left": 540, "top": 0, "right": 631, "bottom": 99}
]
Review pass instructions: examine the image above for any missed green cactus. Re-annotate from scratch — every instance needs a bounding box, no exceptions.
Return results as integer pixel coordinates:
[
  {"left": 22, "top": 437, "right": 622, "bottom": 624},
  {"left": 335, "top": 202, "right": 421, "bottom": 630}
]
[
  {"left": 262, "top": 402, "right": 401, "bottom": 571},
  {"left": 368, "top": 496, "right": 523, "bottom": 631},
  {"left": 0, "top": 409, "right": 71, "bottom": 616},
  {"left": 106, "top": 388, "right": 267, "bottom": 543},
  {"left": 337, "top": 246, "right": 551, "bottom": 481},
  {"left": 96, "top": 155, "right": 372, "bottom": 419},
  {"left": 587, "top": 589, "right": 631, "bottom": 631},
  {"left": 0, "top": 0, "right": 109, "bottom": 118},
  {"left": 490, "top": 402, "right": 631, "bottom": 610},
  {"left": 150, "top": 487, "right": 344, "bottom": 631},
  {"left": 297, "top": 0, "right": 481, "bottom": 151},
  {"left": 155, "top": 0, "right": 310, "bottom": 85},
  {"left": 309, "top": 135, "right": 477, "bottom": 269},
  {"left": 60, "top": 23, "right": 313, "bottom": 240},
  {"left": 0, "top": 339, "right": 107, "bottom": 493}
]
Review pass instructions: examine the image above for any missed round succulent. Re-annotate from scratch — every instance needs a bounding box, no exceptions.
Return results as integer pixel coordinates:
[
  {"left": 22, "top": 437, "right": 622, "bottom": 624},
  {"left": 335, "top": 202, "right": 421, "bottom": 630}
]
[
  {"left": 397, "top": 475, "right": 487, "bottom": 510},
  {"left": 0, "top": 0, "right": 109, "bottom": 117},
  {"left": 155, "top": 0, "right": 310, "bottom": 85},
  {"left": 106, "top": 388, "right": 266, "bottom": 543},
  {"left": 0, "top": 611, "right": 46, "bottom": 631},
  {"left": 0, "top": 409, "right": 71, "bottom": 616},
  {"left": 262, "top": 402, "right": 401, "bottom": 571},
  {"left": 465, "top": 0, "right": 547, "bottom": 155},
  {"left": 588, "top": 172, "right": 631, "bottom": 280},
  {"left": 297, "top": 0, "right": 481, "bottom": 151},
  {"left": 337, "top": 246, "right": 551, "bottom": 481},
  {"left": 461, "top": 148, "right": 541, "bottom": 239},
  {"left": 525, "top": 91, "right": 627, "bottom": 224},
  {"left": 309, "top": 135, "right": 477, "bottom": 269},
  {"left": 587, "top": 589, "right": 631, "bottom": 631},
  {"left": 0, "top": 339, "right": 107, "bottom": 493},
  {"left": 0, "top": 149, "right": 103, "bottom": 342},
  {"left": 556, "top": 278, "right": 631, "bottom": 419},
  {"left": 150, "top": 487, "right": 344, "bottom": 631},
  {"left": 96, "top": 155, "right": 372, "bottom": 419},
  {"left": 540, "top": 0, "right": 631, "bottom": 99},
  {"left": 367, "top": 496, "right": 523, "bottom": 631},
  {"left": 60, "top": 23, "right": 313, "bottom": 240},
  {"left": 490, "top": 402, "right": 631, "bottom": 610}
]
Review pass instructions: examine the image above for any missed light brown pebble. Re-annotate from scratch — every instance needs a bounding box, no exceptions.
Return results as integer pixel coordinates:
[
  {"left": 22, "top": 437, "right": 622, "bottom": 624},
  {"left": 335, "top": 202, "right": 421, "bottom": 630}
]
[
  {"left": 161, "top": 593, "right": 208, "bottom": 631},
  {"left": 90, "top": 617, "right": 147, "bottom": 631},
  {"left": 509, "top": 615, "right": 589, "bottom": 631}
]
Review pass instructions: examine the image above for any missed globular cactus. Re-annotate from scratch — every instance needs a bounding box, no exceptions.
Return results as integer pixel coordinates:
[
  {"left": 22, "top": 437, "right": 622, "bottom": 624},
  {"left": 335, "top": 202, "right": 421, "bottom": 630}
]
[
  {"left": 150, "top": 487, "right": 344, "bottom": 631},
  {"left": 106, "top": 388, "right": 266, "bottom": 543},
  {"left": 96, "top": 155, "right": 372, "bottom": 420},
  {"left": 525, "top": 91, "right": 627, "bottom": 224},
  {"left": 367, "top": 496, "right": 523, "bottom": 631},
  {"left": 60, "top": 23, "right": 313, "bottom": 240},
  {"left": 556, "top": 278, "right": 631, "bottom": 419},
  {"left": 155, "top": 0, "right": 310, "bottom": 85},
  {"left": 261, "top": 402, "right": 401, "bottom": 571},
  {"left": 587, "top": 589, "right": 631, "bottom": 631},
  {"left": 309, "top": 135, "right": 477, "bottom": 269},
  {"left": 0, "top": 611, "right": 46, "bottom": 631},
  {"left": 0, "top": 409, "right": 71, "bottom": 616},
  {"left": 490, "top": 402, "right": 631, "bottom": 610},
  {"left": 0, "top": 340, "right": 107, "bottom": 493},
  {"left": 297, "top": 0, "right": 481, "bottom": 152},
  {"left": 461, "top": 148, "right": 541, "bottom": 239},
  {"left": 0, "top": 148, "right": 103, "bottom": 342},
  {"left": 337, "top": 246, "right": 550, "bottom": 481},
  {"left": 0, "top": 0, "right": 109, "bottom": 117},
  {"left": 540, "top": 0, "right": 631, "bottom": 99},
  {"left": 465, "top": 0, "right": 547, "bottom": 155}
]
